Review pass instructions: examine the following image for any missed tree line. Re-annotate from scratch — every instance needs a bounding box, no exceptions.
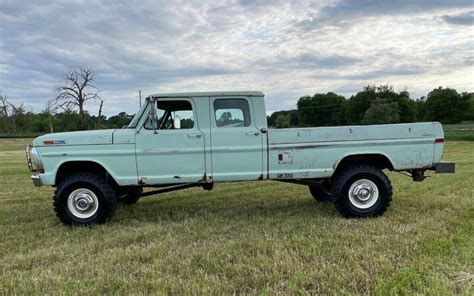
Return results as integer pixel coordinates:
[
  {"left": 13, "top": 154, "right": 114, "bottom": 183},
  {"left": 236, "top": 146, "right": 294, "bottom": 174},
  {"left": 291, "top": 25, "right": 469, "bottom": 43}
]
[
  {"left": 0, "top": 95, "right": 134, "bottom": 136},
  {"left": 267, "top": 85, "right": 474, "bottom": 128}
]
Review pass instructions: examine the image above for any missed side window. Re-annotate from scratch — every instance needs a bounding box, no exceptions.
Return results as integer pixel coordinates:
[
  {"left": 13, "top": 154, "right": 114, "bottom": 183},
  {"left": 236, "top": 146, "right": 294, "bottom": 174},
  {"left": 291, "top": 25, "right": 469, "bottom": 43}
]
[
  {"left": 144, "top": 100, "right": 195, "bottom": 130},
  {"left": 214, "top": 99, "right": 251, "bottom": 127}
]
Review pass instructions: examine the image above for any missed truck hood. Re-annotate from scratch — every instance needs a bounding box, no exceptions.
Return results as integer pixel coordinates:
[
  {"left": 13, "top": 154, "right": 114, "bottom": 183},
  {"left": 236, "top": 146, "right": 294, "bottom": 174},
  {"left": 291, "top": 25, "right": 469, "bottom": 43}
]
[{"left": 33, "top": 129, "right": 116, "bottom": 147}]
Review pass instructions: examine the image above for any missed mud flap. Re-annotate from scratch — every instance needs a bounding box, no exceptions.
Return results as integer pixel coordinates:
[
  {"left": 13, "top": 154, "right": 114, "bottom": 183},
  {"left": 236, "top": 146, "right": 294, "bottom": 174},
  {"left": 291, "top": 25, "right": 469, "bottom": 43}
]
[{"left": 434, "top": 163, "right": 455, "bottom": 174}]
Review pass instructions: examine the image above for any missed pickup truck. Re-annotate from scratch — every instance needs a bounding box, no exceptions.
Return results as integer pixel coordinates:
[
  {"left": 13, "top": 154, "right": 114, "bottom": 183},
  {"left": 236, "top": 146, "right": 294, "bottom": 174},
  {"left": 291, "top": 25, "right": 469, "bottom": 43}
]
[{"left": 26, "top": 91, "right": 455, "bottom": 226}]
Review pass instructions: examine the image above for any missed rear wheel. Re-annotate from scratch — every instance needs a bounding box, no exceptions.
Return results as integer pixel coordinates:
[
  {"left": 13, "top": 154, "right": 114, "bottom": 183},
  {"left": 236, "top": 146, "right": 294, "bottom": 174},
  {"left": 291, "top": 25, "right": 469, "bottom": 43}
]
[
  {"left": 53, "top": 173, "right": 118, "bottom": 226},
  {"left": 331, "top": 165, "right": 392, "bottom": 218},
  {"left": 309, "top": 180, "right": 332, "bottom": 202}
]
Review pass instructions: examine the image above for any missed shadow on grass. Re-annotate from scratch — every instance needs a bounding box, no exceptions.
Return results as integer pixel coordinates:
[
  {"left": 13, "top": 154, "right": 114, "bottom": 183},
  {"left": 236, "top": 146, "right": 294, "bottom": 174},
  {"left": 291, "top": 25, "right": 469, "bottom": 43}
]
[{"left": 113, "top": 188, "right": 337, "bottom": 224}]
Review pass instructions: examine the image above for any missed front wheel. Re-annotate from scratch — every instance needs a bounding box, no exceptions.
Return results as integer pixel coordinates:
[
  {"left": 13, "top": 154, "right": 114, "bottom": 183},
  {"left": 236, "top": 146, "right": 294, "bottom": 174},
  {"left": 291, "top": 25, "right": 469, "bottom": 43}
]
[
  {"left": 53, "top": 173, "right": 118, "bottom": 226},
  {"left": 331, "top": 165, "right": 392, "bottom": 218}
]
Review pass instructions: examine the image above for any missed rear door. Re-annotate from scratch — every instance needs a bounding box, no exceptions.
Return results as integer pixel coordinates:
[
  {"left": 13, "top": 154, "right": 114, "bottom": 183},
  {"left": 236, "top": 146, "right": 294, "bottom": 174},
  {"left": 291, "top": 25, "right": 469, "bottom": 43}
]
[
  {"left": 209, "top": 97, "right": 264, "bottom": 181},
  {"left": 135, "top": 98, "right": 206, "bottom": 184}
]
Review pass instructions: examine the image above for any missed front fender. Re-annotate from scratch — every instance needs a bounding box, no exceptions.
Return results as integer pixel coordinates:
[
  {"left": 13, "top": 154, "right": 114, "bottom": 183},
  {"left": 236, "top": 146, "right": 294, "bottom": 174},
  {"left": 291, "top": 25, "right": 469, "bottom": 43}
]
[{"left": 36, "top": 144, "right": 138, "bottom": 186}]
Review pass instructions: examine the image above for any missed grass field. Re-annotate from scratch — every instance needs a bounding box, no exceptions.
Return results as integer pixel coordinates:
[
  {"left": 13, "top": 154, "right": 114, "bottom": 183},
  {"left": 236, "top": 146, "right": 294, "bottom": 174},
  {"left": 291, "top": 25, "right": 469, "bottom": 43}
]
[{"left": 0, "top": 139, "right": 472, "bottom": 294}]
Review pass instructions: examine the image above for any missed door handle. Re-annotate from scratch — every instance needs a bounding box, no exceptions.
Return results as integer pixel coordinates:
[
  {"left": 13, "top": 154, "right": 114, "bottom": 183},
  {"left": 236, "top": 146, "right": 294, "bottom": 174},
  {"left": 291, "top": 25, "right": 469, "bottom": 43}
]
[
  {"left": 245, "top": 132, "right": 260, "bottom": 136},
  {"left": 187, "top": 134, "right": 202, "bottom": 138}
]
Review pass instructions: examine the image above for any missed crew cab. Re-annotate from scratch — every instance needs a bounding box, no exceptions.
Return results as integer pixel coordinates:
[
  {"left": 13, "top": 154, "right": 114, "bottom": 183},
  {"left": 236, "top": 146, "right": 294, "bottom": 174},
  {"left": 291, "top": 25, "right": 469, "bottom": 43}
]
[{"left": 26, "top": 91, "right": 455, "bottom": 226}]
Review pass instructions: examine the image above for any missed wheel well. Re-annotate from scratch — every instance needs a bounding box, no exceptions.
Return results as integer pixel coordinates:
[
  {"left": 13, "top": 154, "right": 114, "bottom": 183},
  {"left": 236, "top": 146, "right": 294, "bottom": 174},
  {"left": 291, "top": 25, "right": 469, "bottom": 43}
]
[
  {"left": 334, "top": 154, "right": 394, "bottom": 175},
  {"left": 55, "top": 161, "right": 117, "bottom": 187}
]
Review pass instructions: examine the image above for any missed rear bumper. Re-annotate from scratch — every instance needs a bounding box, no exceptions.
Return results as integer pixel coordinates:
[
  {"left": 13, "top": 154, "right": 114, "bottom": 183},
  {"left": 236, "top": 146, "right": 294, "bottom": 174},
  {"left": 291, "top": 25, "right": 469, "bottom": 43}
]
[{"left": 434, "top": 162, "right": 455, "bottom": 174}]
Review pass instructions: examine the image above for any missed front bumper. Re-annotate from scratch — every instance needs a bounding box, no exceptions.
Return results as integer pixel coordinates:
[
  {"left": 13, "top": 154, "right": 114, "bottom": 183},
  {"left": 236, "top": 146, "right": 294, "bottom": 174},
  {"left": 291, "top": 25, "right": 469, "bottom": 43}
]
[{"left": 31, "top": 174, "right": 44, "bottom": 187}]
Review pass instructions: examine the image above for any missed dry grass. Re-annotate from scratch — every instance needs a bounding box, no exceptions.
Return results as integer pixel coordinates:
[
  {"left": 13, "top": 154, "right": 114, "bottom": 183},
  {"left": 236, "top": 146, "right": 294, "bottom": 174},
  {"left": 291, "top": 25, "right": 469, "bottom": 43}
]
[{"left": 0, "top": 139, "right": 472, "bottom": 294}]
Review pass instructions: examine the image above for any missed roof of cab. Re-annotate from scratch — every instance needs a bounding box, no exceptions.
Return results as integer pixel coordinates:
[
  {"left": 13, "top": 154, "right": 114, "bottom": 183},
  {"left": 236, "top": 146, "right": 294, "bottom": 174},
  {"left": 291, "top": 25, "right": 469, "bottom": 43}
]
[{"left": 148, "top": 91, "right": 265, "bottom": 98}]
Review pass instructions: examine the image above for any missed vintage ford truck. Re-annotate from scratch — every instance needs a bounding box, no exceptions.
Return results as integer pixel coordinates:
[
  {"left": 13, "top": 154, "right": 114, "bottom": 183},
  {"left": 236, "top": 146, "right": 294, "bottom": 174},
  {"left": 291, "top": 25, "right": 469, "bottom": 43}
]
[{"left": 26, "top": 91, "right": 455, "bottom": 226}]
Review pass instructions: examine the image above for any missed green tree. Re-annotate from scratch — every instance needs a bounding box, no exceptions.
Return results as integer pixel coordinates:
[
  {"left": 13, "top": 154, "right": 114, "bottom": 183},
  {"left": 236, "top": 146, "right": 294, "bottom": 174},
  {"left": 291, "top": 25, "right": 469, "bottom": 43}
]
[
  {"left": 414, "top": 97, "right": 427, "bottom": 122},
  {"left": 275, "top": 113, "right": 291, "bottom": 128},
  {"left": 361, "top": 99, "right": 400, "bottom": 125},
  {"left": 297, "top": 92, "right": 346, "bottom": 127},
  {"left": 345, "top": 86, "right": 377, "bottom": 124},
  {"left": 268, "top": 110, "right": 298, "bottom": 127},
  {"left": 107, "top": 112, "right": 133, "bottom": 128},
  {"left": 219, "top": 111, "right": 232, "bottom": 123},
  {"left": 345, "top": 85, "right": 414, "bottom": 124},
  {"left": 394, "top": 89, "right": 416, "bottom": 123},
  {"left": 461, "top": 92, "right": 474, "bottom": 120},
  {"left": 425, "top": 87, "right": 470, "bottom": 123}
]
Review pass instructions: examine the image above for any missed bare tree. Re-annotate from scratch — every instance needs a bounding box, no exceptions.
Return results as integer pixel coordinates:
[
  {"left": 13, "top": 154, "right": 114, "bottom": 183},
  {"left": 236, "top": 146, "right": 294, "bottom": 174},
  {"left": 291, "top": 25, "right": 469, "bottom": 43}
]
[
  {"left": 0, "top": 93, "right": 23, "bottom": 135},
  {"left": 0, "top": 93, "right": 10, "bottom": 117},
  {"left": 54, "top": 67, "right": 100, "bottom": 118}
]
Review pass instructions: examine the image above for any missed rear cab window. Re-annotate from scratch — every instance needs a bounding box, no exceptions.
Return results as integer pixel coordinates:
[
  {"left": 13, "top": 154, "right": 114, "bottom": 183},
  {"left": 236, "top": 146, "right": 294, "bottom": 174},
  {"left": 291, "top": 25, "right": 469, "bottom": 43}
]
[{"left": 213, "top": 99, "right": 251, "bottom": 127}]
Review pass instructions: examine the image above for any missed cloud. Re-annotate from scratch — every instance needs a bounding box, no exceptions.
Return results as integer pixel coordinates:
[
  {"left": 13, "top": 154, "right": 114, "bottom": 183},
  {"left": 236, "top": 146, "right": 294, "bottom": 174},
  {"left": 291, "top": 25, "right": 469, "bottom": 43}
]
[
  {"left": 0, "top": 1, "right": 473, "bottom": 116},
  {"left": 296, "top": 0, "right": 473, "bottom": 31},
  {"left": 340, "top": 67, "right": 426, "bottom": 80},
  {"left": 441, "top": 10, "right": 474, "bottom": 26},
  {"left": 464, "top": 57, "right": 474, "bottom": 65},
  {"left": 258, "top": 53, "right": 362, "bottom": 71},
  {"left": 287, "top": 53, "right": 362, "bottom": 69}
]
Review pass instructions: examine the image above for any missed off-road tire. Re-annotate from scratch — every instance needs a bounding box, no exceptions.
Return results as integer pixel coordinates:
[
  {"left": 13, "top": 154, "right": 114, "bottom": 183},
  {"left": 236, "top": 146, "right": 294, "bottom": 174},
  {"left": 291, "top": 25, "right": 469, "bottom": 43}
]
[
  {"left": 309, "top": 180, "right": 332, "bottom": 202},
  {"left": 331, "top": 164, "right": 392, "bottom": 218},
  {"left": 53, "top": 173, "right": 118, "bottom": 226},
  {"left": 118, "top": 186, "right": 143, "bottom": 205}
]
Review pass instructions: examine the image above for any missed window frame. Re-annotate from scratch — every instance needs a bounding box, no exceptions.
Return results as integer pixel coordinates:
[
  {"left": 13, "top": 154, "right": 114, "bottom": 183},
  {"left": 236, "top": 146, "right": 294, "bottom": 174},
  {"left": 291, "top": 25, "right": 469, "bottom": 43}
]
[{"left": 142, "top": 98, "right": 197, "bottom": 132}]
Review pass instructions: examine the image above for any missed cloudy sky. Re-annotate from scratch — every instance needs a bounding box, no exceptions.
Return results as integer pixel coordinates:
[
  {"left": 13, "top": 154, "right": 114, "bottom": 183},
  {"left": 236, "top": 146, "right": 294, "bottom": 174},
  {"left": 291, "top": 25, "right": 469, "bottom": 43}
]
[{"left": 1, "top": 0, "right": 473, "bottom": 116}]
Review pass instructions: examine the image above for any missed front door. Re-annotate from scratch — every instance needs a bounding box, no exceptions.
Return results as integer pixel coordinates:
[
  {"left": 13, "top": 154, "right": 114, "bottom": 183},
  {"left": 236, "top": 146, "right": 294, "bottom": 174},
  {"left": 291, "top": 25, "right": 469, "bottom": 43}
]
[
  {"left": 210, "top": 97, "right": 263, "bottom": 181},
  {"left": 136, "top": 98, "right": 206, "bottom": 185}
]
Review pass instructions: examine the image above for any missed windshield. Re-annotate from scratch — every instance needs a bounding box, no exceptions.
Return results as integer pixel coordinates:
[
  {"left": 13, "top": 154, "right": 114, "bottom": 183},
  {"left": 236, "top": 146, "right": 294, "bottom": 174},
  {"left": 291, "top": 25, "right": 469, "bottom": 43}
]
[{"left": 127, "top": 100, "right": 149, "bottom": 128}]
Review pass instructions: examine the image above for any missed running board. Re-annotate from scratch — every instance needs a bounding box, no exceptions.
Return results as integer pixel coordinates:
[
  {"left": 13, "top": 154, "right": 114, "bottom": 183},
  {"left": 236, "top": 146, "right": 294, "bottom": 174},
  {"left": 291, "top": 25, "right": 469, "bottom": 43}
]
[{"left": 139, "top": 183, "right": 201, "bottom": 198}]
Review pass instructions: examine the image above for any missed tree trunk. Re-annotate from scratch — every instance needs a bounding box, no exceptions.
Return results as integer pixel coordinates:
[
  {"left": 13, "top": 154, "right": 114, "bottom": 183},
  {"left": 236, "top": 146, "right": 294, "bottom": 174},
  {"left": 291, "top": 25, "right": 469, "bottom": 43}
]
[{"left": 98, "top": 99, "right": 103, "bottom": 126}]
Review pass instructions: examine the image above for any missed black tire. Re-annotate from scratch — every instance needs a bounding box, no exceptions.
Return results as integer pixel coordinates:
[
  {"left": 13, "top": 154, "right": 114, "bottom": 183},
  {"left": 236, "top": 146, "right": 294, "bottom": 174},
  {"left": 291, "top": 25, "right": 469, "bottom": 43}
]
[
  {"left": 331, "top": 164, "right": 392, "bottom": 218},
  {"left": 118, "top": 186, "right": 143, "bottom": 205},
  {"left": 53, "top": 173, "right": 118, "bottom": 226},
  {"left": 309, "top": 180, "right": 332, "bottom": 202}
]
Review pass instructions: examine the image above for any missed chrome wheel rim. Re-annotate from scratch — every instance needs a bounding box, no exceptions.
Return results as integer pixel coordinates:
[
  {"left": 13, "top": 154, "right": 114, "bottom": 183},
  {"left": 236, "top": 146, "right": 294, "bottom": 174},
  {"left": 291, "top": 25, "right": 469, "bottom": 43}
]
[
  {"left": 348, "top": 179, "right": 379, "bottom": 209},
  {"left": 67, "top": 188, "right": 99, "bottom": 219}
]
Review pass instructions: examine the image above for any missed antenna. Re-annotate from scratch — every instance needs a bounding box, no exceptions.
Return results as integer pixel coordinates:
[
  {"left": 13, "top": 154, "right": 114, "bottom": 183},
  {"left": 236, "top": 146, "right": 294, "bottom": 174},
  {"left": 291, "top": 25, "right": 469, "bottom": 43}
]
[{"left": 139, "top": 90, "right": 142, "bottom": 107}]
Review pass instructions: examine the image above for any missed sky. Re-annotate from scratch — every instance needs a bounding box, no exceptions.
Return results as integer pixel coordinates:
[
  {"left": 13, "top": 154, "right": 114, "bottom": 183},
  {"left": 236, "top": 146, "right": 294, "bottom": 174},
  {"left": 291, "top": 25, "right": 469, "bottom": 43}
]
[{"left": 0, "top": 0, "right": 473, "bottom": 116}]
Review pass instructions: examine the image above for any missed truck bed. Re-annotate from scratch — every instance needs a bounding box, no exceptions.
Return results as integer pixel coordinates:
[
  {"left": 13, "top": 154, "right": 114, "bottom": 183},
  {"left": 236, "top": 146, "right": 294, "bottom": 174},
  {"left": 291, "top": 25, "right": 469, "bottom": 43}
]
[{"left": 267, "top": 122, "right": 444, "bottom": 179}]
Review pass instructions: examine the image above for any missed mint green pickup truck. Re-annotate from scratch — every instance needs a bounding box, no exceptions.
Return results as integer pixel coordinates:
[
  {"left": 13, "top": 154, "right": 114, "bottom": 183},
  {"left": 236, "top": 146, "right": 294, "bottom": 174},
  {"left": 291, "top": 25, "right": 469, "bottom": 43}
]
[{"left": 26, "top": 91, "right": 455, "bottom": 226}]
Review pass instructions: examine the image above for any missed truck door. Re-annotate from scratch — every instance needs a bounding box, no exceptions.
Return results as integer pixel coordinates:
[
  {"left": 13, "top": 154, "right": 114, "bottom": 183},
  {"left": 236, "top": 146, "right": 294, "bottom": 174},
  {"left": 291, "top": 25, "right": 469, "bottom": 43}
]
[
  {"left": 210, "top": 97, "right": 264, "bottom": 181},
  {"left": 135, "top": 98, "right": 206, "bottom": 185}
]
